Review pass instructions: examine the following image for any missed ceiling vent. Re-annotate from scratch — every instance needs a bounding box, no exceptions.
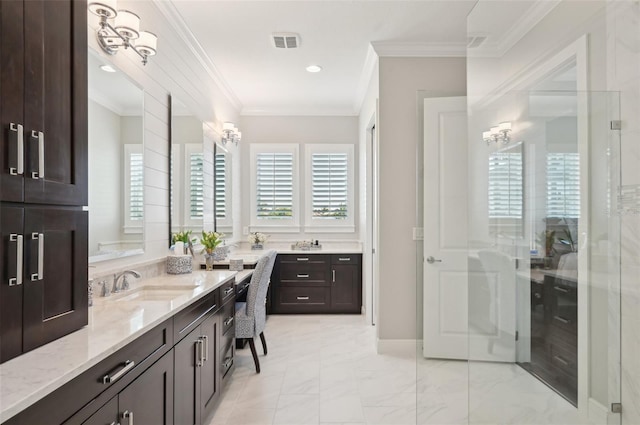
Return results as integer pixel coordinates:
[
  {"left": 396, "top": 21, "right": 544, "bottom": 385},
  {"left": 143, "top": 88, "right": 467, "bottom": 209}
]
[
  {"left": 272, "top": 32, "right": 300, "bottom": 49},
  {"left": 467, "top": 35, "right": 488, "bottom": 49}
]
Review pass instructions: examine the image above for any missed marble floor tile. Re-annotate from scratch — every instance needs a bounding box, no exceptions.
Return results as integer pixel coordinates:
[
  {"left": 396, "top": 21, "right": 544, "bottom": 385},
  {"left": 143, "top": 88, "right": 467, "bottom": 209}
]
[
  {"left": 273, "top": 394, "right": 320, "bottom": 425},
  {"left": 320, "top": 393, "right": 365, "bottom": 423}
]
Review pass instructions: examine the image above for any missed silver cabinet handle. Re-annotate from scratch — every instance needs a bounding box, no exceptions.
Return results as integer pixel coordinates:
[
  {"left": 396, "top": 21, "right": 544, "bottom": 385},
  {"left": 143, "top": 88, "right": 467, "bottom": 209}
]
[
  {"left": 332, "top": 269, "right": 336, "bottom": 282},
  {"left": 297, "top": 296, "right": 309, "bottom": 300},
  {"left": 202, "top": 335, "right": 208, "bottom": 362},
  {"left": 31, "top": 130, "right": 44, "bottom": 179},
  {"left": 296, "top": 274, "right": 309, "bottom": 278},
  {"left": 224, "top": 286, "right": 234, "bottom": 296},
  {"left": 103, "top": 360, "right": 135, "bottom": 384},
  {"left": 8, "top": 234, "right": 23, "bottom": 286},
  {"left": 9, "top": 123, "right": 24, "bottom": 175},
  {"left": 123, "top": 410, "right": 133, "bottom": 425},
  {"left": 554, "top": 355, "right": 570, "bottom": 366},
  {"left": 108, "top": 422, "right": 118, "bottom": 425},
  {"left": 224, "top": 316, "right": 234, "bottom": 326},
  {"left": 554, "top": 286, "right": 569, "bottom": 294},
  {"left": 223, "top": 357, "right": 233, "bottom": 369},
  {"left": 297, "top": 257, "right": 309, "bottom": 262},
  {"left": 426, "top": 256, "right": 442, "bottom": 264},
  {"left": 195, "top": 339, "right": 203, "bottom": 367},
  {"left": 554, "top": 315, "right": 571, "bottom": 324},
  {"left": 338, "top": 257, "right": 351, "bottom": 261},
  {"left": 31, "top": 233, "right": 44, "bottom": 281}
]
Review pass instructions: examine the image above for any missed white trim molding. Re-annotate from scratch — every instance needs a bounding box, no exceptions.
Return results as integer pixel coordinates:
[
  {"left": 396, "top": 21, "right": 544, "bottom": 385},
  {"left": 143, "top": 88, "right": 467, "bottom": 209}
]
[
  {"left": 372, "top": 41, "right": 466, "bottom": 58},
  {"left": 376, "top": 338, "right": 421, "bottom": 356}
]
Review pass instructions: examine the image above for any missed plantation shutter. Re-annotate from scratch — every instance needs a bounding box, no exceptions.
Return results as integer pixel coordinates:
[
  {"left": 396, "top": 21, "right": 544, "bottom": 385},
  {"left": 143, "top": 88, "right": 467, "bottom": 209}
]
[
  {"left": 189, "top": 152, "right": 204, "bottom": 219},
  {"left": 311, "top": 153, "right": 348, "bottom": 219},
  {"left": 256, "top": 152, "right": 293, "bottom": 218},
  {"left": 129, "top": 152, "right": 144, "bottom": 221},
  {"left": 488, "top": 152, "right": 523, "bottom": 219},
  {"left": 546, "top": 153, "right": 580, "bottom": 218},
  {"left": 215, "top": 152, "right": 226, "bottom": 219}
]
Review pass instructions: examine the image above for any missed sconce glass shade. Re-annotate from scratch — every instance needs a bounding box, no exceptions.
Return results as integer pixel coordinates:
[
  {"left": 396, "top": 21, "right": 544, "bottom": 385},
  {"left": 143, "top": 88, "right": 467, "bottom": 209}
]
[
  {"left": 136, "top": 31, "right": 157, "bottom": 56},
  {"left": 482, "top": 131, "right": 491, "bottom": 140},
  {"left": 490, "top": 126, "right": 500, "bottom": 136},
  {"left": 88, "top": 0, "right": 117, "bottom": 18},
  {"left": 499, "top": 121, "right": 512, "bottom": 132},
  {"left": 223, "top": 122, "right": 235, "bottom": 131},
  {"left": 236, "top": 131, "right": 242, "bottom": 140},
  {"left": 114, "top": 10, "right": 140, "bottom": 39}
]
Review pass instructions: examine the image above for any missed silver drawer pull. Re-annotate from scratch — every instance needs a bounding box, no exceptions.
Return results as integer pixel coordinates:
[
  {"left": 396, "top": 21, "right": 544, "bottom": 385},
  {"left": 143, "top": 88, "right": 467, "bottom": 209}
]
[
  {"left": 297, "top": 257, "right": 309, "bottom": 262},
  {"left": 554, "top": 355, "right": 570, "bottom": 366},
  {"left": 8, "top": 234, "right": 23, "bottom": 286},
  {"left": 103, "top": 360, "right": 135, "bottom": 384},
  {"left": 30, "top": 130, "right": 44, "bottom": 179},
  {"left": 332, "top": 269, "right": 336, "bottom": 282},
  {"left": 195, "top": 339, "right": 203, "bottom": 367},
  {"left": 224, "top": 286, "right": 235, "bottom": 295},
  {"left": 296, "top": 274, "right": 309, "bottom": 278},
  {"left": 31, "top": 233, "right": 44, "bottom": 281},
  {"left": 123, "top": 410, "right": 133, "bottom": 425},
  {"left": 554, "top": 315, "right": 571, "bottom": 324},
  {"left": 338, "top": 257, "right": 351, "bottom": 261},
  {"left": 9, "top": 123, "right": 24, "bottom": 175},
  {"left": 223, "top": 357, "right": 233, "bottom": 369},
  {"left": 554, "top": 286, "right": 570, "bottom": 294},
  {"left": 202, "top": 335, "right": 208, "bottom": 362},
  {"left": 297, "top": 296, "right": 310, "bottom": 300},
  {"left": 224, "top": 316, "right": 234, "bottom": 326}
]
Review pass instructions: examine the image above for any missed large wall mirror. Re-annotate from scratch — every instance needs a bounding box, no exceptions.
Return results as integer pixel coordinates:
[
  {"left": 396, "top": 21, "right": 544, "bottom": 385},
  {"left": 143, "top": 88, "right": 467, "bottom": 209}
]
[
  {"left": 170, "top": 97, "right": 233, "bottom": 243},
  {"left": 88, "top": 50, "right": 144, "bottom": 263}
]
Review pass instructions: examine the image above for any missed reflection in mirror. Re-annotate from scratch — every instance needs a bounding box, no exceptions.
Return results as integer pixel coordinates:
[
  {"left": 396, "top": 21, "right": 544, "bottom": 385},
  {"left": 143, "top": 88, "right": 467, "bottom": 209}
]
[
  {"left": 88, "top": 50, "right": 144, "bottom": 263},
  {"left": 214, "top": 142, "right": 232, "bottom": 235},
  {"left": 488, "top": 141, "right": 524, "bottom": 238}
]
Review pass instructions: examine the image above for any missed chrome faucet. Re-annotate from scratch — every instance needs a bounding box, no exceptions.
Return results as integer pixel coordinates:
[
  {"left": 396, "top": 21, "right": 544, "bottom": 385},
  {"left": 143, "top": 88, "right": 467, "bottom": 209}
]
[{"left": 112, "top": 270, "right": 141, "bottom": 293}]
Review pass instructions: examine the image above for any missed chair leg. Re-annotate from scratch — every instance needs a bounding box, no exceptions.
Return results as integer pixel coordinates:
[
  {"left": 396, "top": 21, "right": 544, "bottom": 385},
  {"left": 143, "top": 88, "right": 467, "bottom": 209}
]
[
  {"left": 259, "top": 331, "right": 267, "bottom": 355},
  {"left": 248, "top": 338, "right": 261, "bottom": 373}
]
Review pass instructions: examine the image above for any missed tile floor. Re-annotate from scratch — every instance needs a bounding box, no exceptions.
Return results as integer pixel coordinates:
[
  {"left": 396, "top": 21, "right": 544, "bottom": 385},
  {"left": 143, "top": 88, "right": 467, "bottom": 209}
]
[{"left": 207, "top": 314, "right": 580, "bottom": 425}]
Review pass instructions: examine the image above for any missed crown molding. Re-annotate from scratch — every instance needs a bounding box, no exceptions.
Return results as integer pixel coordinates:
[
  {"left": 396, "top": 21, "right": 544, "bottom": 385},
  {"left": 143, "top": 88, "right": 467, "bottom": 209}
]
[
  {"left": 153, "top": 0, "right": 243, "bottom": 112},
  {"left": 353, "top": 44, "right": 379, "bottom": 113},
  {"left": 371, "top": 41, "right": 467, "bottom": 58},
  {"left": 241, "top": 107, "right": 359, "bottom": 117}
]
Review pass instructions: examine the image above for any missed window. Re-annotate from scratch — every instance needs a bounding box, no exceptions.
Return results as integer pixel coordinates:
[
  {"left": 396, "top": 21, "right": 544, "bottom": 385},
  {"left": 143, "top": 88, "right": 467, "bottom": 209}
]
[
  {"left": 546, "top": 152, "right": 580, "bottom": 218},
  {"left": 305, "top": 144, "right": 355, "bottom": 232},
  {"left": 250, "top": 144, "right": 299, "bottom": 231},
  {"left": 488, "top": 151, "right": 523, "bottom": 219},
  {"left": 184, "top": 143, "right": 204, "bottom": 227},
  {"left": 124, "top": 144, "right": 143, "bottom": 233},
  {"left": 214, "top": 148, "right": 232, "bottom": 231}
]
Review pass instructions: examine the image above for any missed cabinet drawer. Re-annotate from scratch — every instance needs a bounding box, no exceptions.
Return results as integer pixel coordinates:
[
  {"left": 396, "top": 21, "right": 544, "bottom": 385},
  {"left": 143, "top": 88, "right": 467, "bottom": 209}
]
[
  {"left": 278, "top": 254, "right": 329, "bottom": 265},
  {"left": 220, "top": 280, "right": 236, "bottom": 305},
  {"left": 549, "top": 342, "right": 577, "bottom": 377},
  {"left": 221, "top": 300, "right": 235, "bottom": 336},
  {"left": 220, "top": 339, "right": 234, "bottom": 381},
  {"left": 280, "top": 263, "right": 328, "bottom": 285},
  {"left": 331, "top": 254, "right": 360, "bottom": 264},
  {"left": 174, "top": 290, "right": 219, "bottom": 342},
  {"left": 278, "top": 287, "right": 330, "bottom": 307}
]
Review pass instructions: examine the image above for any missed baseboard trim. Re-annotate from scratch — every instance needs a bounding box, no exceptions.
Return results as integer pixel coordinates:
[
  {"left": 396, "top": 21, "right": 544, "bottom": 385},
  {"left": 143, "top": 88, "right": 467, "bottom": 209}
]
[{"left": 376, "top": 338, "right": 420, "bottom": 355}]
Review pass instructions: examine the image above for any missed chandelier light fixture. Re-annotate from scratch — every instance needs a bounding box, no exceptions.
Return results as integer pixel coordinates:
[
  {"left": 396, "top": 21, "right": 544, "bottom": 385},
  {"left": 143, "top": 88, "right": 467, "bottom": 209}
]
[
  {"left": 482, "top": 121, "right": 512, "bottom": 145},
  {"left": 222, "top": 122, "right": 241, "bottom": 146},
  {"left": 88, "top": 0, "right": 157, "bottom": 65}
]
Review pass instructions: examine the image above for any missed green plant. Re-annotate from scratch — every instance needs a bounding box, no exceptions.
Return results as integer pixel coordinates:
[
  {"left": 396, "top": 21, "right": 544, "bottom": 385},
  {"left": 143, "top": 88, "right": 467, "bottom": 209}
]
[
  {"left": 200, "top": 231, "right": 224, "bottom": 254},
  {"left": 172, "top": 230, "right": 195, "bottom": 245},
  {"left": 536, "top": 230, "right": 556, "bottom": 257}
]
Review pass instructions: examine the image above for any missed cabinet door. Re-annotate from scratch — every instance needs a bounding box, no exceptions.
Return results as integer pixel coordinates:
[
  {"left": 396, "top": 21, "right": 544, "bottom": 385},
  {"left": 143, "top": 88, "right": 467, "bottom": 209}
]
[
  {"left": 119, "top": 351, "right": 174, "bottom": 425},
  {"left": 82, "top": 397, "right": 118, "bottom": 425},
  {"left": 22, "top": 206, "right": 88, "bottom": 351},
  {"left": 0, "top": 206, "right": 24, "bottom": 361},
  {"left": 200, "top": 314, "right": 219, "bottom": 421},
  {"left": 23, "top": 0, "right": 87, "bottom": 205},
  {"left": 331, "top": 264, "right": 361, "bottom": 313},
  {"left": 0, "top": 0, "right": 25, "bottom": 202},
  {"left": 174, "top": 326, "right": 202, "bottom": 425}
]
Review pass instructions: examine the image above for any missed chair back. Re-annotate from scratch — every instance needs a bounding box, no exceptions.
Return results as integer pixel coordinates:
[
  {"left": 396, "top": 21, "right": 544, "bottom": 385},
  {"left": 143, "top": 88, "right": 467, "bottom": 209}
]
[{"left": 246, "top": 250, "right": 277, "bottom": 328}]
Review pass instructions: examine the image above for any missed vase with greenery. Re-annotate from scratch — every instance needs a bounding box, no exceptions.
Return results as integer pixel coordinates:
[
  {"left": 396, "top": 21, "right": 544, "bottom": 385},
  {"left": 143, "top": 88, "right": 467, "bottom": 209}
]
[
  {"left": 200, "top": 231, "right": 224, "bottom": 270},
  {"left": 172, "top": 231, "right": 196, "bottom": 255},
  {"left": 248, "top": 232, "right": 268, "bottom": 250}
]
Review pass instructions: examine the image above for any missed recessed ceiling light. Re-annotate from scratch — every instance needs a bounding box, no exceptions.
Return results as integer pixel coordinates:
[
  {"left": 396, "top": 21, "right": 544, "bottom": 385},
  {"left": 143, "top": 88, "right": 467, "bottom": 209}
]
[
  {"left": 306, "top": 65, "right": 322, "bottom": 73},
  {"left": 100, "top": 64, "right": 116, "bottom": 73}
]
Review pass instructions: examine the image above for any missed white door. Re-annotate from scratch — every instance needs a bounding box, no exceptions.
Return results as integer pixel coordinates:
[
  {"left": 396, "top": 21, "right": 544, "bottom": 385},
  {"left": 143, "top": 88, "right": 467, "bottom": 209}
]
[{"left": 423, "top": 97, "right": 515, "bottom": 362}]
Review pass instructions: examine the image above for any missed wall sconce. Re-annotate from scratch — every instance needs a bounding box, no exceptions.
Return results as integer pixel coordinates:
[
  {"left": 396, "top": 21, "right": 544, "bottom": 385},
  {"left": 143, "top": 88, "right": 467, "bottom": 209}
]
[
  {"left": 483, "top": 121, "right": 512, "bottom": 145},
  {"left": 88, "top": 0, "right": 157, "bottom": 65},
  {"left": 222, "top": 122, "right": 241, "bottom": 146}
]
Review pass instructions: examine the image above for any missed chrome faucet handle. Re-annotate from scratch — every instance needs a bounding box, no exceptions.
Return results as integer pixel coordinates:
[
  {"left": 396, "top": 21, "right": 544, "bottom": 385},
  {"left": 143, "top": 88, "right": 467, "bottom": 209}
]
[
  {"left": 100, "top": 280, "right": 110, "bottom": 297},
  {"left": 112, "top": 273, "right": 120, "bottom": 293},
  {"left": 122, "top": 275, "right": 131, "bottom": 291}
]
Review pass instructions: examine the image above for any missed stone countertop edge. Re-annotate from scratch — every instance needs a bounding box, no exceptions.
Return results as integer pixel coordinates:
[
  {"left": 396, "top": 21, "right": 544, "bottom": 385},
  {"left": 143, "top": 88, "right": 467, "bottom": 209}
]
[
  {"left": 0, "top": 270, "right": 238, "bottom": 423},
  {"left": 208, "top": 249, "right": 364, "bottom": 265}
]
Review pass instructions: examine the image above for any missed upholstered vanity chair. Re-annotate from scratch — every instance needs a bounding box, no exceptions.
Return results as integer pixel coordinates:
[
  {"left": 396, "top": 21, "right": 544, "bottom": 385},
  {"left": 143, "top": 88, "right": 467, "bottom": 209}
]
[{"left": 235, "top": 250, "right": 277, "bottom": 373}]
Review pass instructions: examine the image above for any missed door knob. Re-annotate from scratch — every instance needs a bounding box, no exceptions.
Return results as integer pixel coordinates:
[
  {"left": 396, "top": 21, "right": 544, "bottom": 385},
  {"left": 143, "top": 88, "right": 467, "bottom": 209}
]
[{"left": 426, "top": 256, "right": 442, "bottom": 264}]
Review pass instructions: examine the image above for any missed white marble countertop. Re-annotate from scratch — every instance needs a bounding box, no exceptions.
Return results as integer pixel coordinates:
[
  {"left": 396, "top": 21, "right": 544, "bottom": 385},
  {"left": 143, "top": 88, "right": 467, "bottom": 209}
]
[
  {"left": 0, "top": 270, "right": 237, "bottom": 423},
  {"left": 199, "top": 248, "right": 363, "bottom": 266}
]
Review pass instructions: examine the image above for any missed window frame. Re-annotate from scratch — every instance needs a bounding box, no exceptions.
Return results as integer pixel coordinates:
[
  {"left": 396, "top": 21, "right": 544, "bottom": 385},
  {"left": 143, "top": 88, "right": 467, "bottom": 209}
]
[
  {"left": 304, "top": 143, "right": 355, "bottom": 233},
  {"left": 250, "top": 143, "right": 300, "bottom": 232}
]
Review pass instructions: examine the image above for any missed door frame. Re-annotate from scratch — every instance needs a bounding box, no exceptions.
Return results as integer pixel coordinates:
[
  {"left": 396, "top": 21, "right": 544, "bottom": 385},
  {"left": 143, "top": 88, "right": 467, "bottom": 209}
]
[{"left": 364, "top": 106, "right": 378, "bottom": 326}]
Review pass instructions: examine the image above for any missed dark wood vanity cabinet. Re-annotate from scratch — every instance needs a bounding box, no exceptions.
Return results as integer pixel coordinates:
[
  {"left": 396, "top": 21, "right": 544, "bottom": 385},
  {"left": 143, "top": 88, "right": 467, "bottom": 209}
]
[
  {"left": 0, "top": 205, "right": 88, "bottom": 362},
  {"left": 1, "top": 0, "right": 87, "bottom": 205},
  {"left": 0, "top": 0, "right": 88, "bottom": 363},
  {"left": 271, "top": 254, "right": 362, "bottom": 314}
]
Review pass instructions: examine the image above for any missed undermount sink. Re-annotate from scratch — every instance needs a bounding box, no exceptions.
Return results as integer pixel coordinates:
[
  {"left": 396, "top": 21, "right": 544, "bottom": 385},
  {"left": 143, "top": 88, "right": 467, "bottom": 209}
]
[{"left": 95, "top": 285, "right": 200, "bottom": 303}]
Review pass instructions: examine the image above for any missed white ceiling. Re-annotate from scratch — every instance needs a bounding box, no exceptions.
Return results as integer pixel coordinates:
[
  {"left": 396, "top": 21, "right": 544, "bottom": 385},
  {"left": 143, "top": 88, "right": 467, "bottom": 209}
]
[{"left": 165, "top": 0, "right": 477, "bottom": 116}]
